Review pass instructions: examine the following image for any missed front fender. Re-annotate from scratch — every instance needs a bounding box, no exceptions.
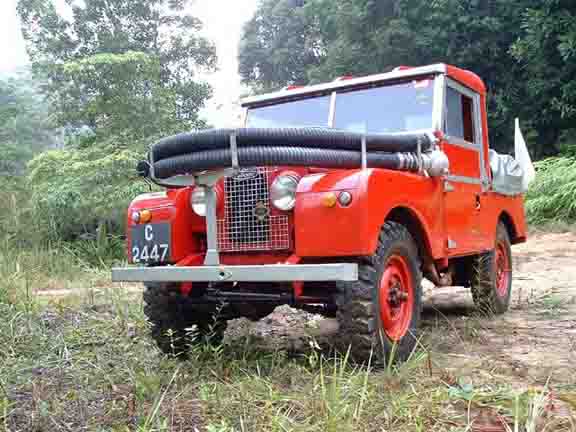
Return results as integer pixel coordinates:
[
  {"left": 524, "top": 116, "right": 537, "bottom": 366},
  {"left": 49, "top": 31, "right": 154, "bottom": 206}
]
[
  {"left": 126, "top": 189, "right": 204, "bottom": 263},
  {"left": 294, "top": 169, "right": 445, "bottom": 258}
]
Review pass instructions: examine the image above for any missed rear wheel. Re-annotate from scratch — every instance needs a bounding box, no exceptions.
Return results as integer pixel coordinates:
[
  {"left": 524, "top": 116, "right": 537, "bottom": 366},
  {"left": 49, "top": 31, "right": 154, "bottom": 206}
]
[
  {"left": 471, "top": 222, "right": 512, "bottom": 314},
  {"left": 336, "top": 222, "right": 422, "bottom": 364}
]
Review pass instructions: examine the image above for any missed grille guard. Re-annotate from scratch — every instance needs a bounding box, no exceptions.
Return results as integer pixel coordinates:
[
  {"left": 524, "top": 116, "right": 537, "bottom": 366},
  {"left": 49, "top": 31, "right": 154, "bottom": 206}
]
[{"left": 218, "top": 167, "right": 290, "bottom": 252}]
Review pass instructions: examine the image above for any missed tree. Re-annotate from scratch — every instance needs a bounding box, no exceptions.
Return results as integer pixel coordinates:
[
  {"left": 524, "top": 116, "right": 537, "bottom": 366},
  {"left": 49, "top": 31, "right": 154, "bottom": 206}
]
[
  {"left": 17, "top": 0, "right": 216, "bottom": 133},
  {"left": 239, "top": 0, "right": 323, "bottom": 93},
  {"left": 0, "top": 73, "right": 55, "bottom": 175},
  {"left": 16, "top": 0, "right": 218, "bottom": 240},
  {"left": 512, "top": 0, "right": 576, "bottom": 157},
  {"left": 303, "top": 0, "right": 414, "bottom": 81},
  {"left": 26, "top": 134, "right": 148, "bottom": 241},
  {"left": 239, "top": 0, "right": 554, "bottom": 153},
  {"left": 389, "top": 0, "right": 541, "bottom": 153},
  {"left": 53, "top": 51, "right": 189, "bottom": 139}
]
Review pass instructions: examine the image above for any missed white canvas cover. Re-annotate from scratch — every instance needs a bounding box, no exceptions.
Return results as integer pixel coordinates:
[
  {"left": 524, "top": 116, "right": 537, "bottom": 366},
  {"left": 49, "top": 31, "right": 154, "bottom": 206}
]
[
  {"left": 490, "top": 150, "right": 525, "bottom": 196},
  {"left": 514, "top": 118, "right": 536, "bottom": 190},
  {"left": 489, "top": 119, "right": 535, "bottom": 196}
]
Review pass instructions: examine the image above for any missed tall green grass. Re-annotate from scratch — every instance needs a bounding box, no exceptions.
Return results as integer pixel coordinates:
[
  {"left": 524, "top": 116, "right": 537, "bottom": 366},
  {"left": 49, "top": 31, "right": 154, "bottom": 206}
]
[
  {"left": 0, "top": 238, "right": 88, "bottom": 304},
  {"left": 0, "top": 174, "right": 125, "bottom": 306},
  {"left": 526, "top": 156, "right": 576, "bottom": 225}
]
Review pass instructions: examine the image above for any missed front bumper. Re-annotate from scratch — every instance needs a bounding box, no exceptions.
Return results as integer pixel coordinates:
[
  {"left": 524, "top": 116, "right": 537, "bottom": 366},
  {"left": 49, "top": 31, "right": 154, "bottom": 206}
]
[{"left": 111, "top": 263, "right": 358, "bottom": 283}]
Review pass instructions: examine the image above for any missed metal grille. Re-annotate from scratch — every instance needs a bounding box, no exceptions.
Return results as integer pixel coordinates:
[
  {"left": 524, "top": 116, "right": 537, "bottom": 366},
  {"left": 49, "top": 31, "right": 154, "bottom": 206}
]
[{"left": 217, "top": 167, "right": 290, "bottom": 252}]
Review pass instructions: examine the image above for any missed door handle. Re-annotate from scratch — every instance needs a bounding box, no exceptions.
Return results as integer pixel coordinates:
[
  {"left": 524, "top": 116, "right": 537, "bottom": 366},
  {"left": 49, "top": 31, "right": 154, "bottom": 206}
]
[{"left": 475, "top": 194, "right": 481, "bottom": 210}]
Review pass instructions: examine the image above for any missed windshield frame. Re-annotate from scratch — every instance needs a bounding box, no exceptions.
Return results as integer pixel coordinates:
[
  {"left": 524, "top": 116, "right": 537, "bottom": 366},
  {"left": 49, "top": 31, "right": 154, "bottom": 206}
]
[{"left": 244, "top": 74, "right": 445, "bottom": 134}]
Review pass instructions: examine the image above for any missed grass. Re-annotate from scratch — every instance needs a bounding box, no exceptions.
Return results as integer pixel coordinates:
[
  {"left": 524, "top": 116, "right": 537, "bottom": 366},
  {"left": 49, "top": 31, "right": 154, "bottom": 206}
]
[
  {"left": 1, "top": 218, "right": 576, "bottom": 431},
  {"left": 536, "top": 293, "right": 572, "bottom": 319},
  {"left": 2, "top": 300, "right": 574, "bottom": 431},
  {"left": 526, "top": 156, "right": 576, "bottom": 225},
  {"left": 1, "top": 246, "right": 576, "bottom": 431}
]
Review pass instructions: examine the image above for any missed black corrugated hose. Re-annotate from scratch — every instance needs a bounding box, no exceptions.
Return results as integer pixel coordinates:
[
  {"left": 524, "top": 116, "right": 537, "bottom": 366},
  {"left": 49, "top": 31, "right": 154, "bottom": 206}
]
[
  {"left": 152, "top": 146, "right": 423, "bottom": 179},
  {"left": 141, "top": 128, "right": 431, "bottom": 180}
]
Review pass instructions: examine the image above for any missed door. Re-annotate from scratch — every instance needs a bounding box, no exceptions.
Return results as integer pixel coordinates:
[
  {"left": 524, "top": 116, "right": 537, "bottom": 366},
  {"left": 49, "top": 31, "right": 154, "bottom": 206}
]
[{"left": 442, "top": 80, "right": 486, "bottom": 255}]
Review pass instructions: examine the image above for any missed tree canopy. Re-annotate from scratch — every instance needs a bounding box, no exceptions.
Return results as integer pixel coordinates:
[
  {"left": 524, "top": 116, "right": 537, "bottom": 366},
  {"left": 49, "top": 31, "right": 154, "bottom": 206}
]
[
  {"left": 18, "top": 0, "right": 216, "bottom": 134},
  {"left": 511, "top": 0, "right": 576, "bottom": 156},
  {"left": 239, "top": 0, "right": 322, "bottom": 93},
  {"left": 0, "top": 73, "right": 55, "bottom": 175},
  {"left": 15, "top": 0, "right": 217, "bottom": 240},
  {"left": 239, "top": 0, "right": 573, "bottom": 156}
]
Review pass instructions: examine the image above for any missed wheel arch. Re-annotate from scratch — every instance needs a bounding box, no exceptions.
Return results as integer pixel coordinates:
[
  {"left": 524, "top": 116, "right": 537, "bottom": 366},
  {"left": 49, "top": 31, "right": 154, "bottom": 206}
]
[
  {"left": 498, "top": 211, "right": 520, "bottom": 244},
  {"left": 385, "top": 206, "right": 434, "bottom": 267}
]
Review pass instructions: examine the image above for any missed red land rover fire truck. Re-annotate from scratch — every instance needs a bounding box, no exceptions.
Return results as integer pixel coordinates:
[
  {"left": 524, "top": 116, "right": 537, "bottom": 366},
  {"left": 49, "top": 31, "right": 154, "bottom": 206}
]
[{"left": 112, "top": 64, "right": 527, "bottom": 362}]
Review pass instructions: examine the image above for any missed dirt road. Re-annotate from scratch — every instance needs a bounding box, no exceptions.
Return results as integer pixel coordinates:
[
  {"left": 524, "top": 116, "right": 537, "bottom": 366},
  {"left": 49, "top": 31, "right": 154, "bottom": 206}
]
[
  {"left": 420, "top": 231, "right": 576, "bottom": 387},
  {"left": 17, "top": 231, "right": 574, "bottom": 432},
  {"left": 224, "top": 231, "right": 576, "bottom": 386}
]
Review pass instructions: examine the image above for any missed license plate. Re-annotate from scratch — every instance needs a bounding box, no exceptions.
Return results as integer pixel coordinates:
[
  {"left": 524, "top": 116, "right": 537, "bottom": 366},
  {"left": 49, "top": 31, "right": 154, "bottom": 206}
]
[{"left": 130, "top": 223, "right": 171, "bottom": 264}]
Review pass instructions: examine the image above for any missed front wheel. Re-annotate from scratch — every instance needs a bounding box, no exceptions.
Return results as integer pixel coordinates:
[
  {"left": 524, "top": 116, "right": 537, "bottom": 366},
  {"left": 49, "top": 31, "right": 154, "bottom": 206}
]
[
  {"left": 336, "top": 222, "right": 422, "bottom": 364},
  {"left": 471, "top": 222, "right": 512, "bottom": 314},
  {"left": 143, "top": 283, "right": 227, "bottom": 356}
]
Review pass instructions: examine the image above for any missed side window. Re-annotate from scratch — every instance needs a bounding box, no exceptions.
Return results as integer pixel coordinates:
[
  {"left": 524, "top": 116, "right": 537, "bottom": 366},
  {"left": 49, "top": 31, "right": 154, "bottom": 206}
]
[{"left": 445, "top": 86, "right": 476, "bottom": 143}]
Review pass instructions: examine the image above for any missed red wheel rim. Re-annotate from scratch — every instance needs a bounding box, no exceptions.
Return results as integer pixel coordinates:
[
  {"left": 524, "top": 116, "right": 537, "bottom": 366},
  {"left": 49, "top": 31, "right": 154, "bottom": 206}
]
[
  {"left": 378, "top": 254, "right": 414, "bottom": 341},
  {"left": 495, "top": 240, "right": 511, "bottom": 297}
]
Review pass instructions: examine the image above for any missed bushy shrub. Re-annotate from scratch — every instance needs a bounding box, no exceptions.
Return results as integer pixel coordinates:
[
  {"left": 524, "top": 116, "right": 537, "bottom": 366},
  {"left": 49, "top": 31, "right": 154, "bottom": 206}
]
[
  {"left": 26, "top": 134, "right": 150, "bottom": 241},
  {"left": 526, "top": 156, "right": 576, "bottom": 224}
]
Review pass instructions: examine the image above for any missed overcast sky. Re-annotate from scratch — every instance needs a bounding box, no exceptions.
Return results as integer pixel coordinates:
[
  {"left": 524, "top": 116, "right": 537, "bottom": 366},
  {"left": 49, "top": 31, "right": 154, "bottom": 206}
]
[{"left": 0, "top": 0, "right": 258, "bottom": 126}]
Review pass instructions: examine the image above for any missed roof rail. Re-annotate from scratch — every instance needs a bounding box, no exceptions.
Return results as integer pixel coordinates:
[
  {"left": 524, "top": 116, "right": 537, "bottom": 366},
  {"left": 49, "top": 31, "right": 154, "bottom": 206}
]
[
  {"left": 282, "top": 85, "right": 305, "bottom": 91},
  {"left": 393, "top": 66, "right": 413, "bottom": 72},
  {"left": 333, "top": 75, "right": 354, "bottom": 82}
]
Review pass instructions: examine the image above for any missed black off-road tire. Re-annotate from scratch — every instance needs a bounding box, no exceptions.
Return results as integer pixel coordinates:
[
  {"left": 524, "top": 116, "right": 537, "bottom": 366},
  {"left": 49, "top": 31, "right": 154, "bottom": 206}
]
[
  {"left": 336, "top": 222, "right": 422, "bottom": 364},
  {"left": 143, "top": 283, "right": 227, "bottom": 356},
  {"left": 471, "top": 223, "right": 512, "bottom": 315}
]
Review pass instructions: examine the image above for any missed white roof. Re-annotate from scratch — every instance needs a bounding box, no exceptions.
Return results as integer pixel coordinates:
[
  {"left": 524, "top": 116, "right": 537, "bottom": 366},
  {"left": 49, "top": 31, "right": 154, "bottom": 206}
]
[{"left": 241, "top": 63, "right": 447, "bottom": 107}]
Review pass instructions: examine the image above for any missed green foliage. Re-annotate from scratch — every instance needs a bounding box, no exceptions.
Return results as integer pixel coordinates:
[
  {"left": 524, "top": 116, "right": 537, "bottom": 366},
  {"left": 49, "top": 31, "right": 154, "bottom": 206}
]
[
  {"left": 53, "top": 51, "right": 190, "bottom": 137},
  {"left": 17, "top": 0, "right": 216, "bottom": 130},
  {"left": 26, "top": 133, "right": 151, "bottom": 240},
  {"left": 0, "top": 176, "right": 34, "bottom": 247},
  {"left": 512, "top": 0, "right": 576, "bottom": 156},
  {"left": 0, "top": 73, "right": 55, "bottom": 175},
  {"left": 13, "top": 0, "right": 217, "bottom": 243},
  {"left": 526, "top": 156, "right": 576, "bottom": 224},
  {"left": 239, "top": 0, "right": 322, "bottom": 93},
  {"left": 239, "top": 0, "right": 574, "bottom": 155}
]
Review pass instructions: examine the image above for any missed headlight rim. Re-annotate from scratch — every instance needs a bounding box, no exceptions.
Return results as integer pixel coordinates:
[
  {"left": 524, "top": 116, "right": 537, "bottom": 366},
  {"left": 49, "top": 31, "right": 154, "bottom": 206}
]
[
  {"left": 190, "top": 187, "right": 207, "bottom": 217},
  {"left": 271, "top": 172, "right": 300, "bottom": 211}
]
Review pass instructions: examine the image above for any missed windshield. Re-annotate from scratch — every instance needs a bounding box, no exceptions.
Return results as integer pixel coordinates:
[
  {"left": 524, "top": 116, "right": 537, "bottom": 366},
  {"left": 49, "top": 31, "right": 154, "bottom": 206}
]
[
  {"left": 245, "top": 79, "right": 435, "bottom": 133},
  {"left": 334, "top": 80, "right": 434, "bottom": 133},
  {"left": 245, "top": 95, "right": 331, "bottom": 128}
]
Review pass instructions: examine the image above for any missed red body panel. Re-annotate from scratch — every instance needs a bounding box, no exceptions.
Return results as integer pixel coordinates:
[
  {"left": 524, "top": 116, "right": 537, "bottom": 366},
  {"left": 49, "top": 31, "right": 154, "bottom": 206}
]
[
  {"left": 443, "top": 145, "right": 481, "bottom": 178},
  {"left": 295, "top": 169, "right": 445, "bottom": 258},
  {"left": 127, "top": 189, "right": 204, "bottom": 263}
]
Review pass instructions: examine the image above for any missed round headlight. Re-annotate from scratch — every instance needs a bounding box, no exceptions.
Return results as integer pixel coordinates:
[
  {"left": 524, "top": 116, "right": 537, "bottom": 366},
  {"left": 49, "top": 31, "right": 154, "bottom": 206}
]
[
  {"left": 190, "top": 188, "right": 207, "bottom": 216},
  {"left": 271, "top": 174, "right": 300, "bottom": 211}
]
